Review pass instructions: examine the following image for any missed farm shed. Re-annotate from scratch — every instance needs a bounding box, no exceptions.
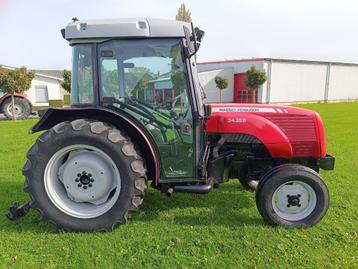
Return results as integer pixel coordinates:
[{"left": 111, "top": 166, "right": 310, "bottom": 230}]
[{"left": 197, "top": 58, "right": 358, "bottom": 104}]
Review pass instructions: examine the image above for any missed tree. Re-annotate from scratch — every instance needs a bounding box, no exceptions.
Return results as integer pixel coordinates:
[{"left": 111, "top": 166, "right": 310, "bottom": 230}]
[
  {"left": 245, "top": 66, "right": 267, "bottom": 103},
  {"left": 133, "top": 79, "right": 148, "bottom": 100},
  {"left": 0, "top": 67, "right": 34, "bottom": 120},
  {"left": 126, "top": 67, "right": 156, "bottom": 101},
  {"left": 215, "top": 76, "right": 228, "bottom": 103},
  {"left": 175, "top": 3, "right": 192, "bottom": 22},
  {"left": 61, "top": 69, "right": 71, "bottom": 93}
]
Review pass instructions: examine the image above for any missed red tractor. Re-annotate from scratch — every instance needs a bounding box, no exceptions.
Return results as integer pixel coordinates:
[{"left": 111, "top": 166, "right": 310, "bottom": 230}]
[
  {"left": 0, "top": 92, "right": 32, "bottom": 120},
  {"left": 7, "top": 18, "right": 335, "bottom": 232}
]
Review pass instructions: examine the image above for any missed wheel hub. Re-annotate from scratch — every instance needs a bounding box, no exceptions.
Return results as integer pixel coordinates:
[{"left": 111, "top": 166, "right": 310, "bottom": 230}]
[
  {"left": 272, "top": 181, "right": 317, "bottom": 221},
  {"left": 286, "top": 194, "right": 301, "bottom": 207},
  {"left": 44, "top": 144, "right": 121, "bottom": 219},
  {"left": 58, "top": 150, "right": 117, "bottom": 205},
  {"left": 7, "top": 104, "right": 22, "bottom": 116},
  {"left": 75, "top": 171, "right": 94, "bottom": 188}
]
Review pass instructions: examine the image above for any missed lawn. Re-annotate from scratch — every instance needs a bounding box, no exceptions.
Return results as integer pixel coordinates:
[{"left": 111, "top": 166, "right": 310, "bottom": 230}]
[{"left": 0, "top": 102, "right": 357, "bottom": 268}]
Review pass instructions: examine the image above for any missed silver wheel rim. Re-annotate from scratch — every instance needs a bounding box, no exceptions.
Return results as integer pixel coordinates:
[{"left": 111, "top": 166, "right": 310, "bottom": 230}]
[
  {"left": 271, "top": 181, "right": 317, "bottom": 221},
  {"left": 44, "top": 144, "right": 121, "bottom": 219},
  {"left": 7, "top": 104, "right": 23, "bottom": 116}
]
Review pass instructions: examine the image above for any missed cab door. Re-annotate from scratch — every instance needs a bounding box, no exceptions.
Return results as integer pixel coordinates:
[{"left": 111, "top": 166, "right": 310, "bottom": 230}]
[{"left": 98, "top": 39, "right": 196, "bottom": 180}]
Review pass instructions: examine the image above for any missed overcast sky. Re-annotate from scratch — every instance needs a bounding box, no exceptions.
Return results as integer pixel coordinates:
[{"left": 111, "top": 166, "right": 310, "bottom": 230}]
[{"left": 0, "top": 0, "right": 357, "bottom": 69}]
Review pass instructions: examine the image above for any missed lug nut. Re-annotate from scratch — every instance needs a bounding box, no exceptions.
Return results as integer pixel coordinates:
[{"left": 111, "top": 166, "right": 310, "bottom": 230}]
[
  {"left": 88, "top": 173, "right": 92, "bottom": 177},
  {"left": 83, "top": 186, "right": 88, "bottom": 189},
  {"left": 78, "top": 183, "right": 82, "bottom": 187},
  {"left": 89, "top": 184, "right": 92, "bottom": 187},
  {"left": 90, "top": 179, "right": 94, "bottom": 182},
  {"left": 298, "top": 194, "right": 301, "bottom": 197},
  {"left": 77, "top": 173, "right": 81, "bottom": 177},
  {"left": 75, "top": 178, "right": 79, "bottom": 182},
  {"left": 82, "top": 171, "right": 87, "bottom": 175},
  {"left": 287, "top": 204, "right": 290, "bottom": 207}
]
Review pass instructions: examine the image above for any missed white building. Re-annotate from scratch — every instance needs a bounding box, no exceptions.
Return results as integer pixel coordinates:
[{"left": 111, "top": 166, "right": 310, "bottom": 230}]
[
  {"left": 30, "top": 70, "right": 66, "bottom": 107},
  {"left": 198, "top": 58, "right": 358, "bottom": 104},
  {"left": 0, "top": 65, "right": 67, "bottom": 108}
]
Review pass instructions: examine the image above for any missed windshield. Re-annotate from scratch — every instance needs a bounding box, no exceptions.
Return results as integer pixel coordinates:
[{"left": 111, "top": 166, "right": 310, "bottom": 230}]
[{"left": 99, "top": 39, "right": 190, "bottom": 118}]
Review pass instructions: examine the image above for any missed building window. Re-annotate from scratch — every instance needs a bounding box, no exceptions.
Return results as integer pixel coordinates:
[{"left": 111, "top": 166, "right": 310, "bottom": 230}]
[{"left": 35, "top": 85, "right": 49, "bottom": 103}]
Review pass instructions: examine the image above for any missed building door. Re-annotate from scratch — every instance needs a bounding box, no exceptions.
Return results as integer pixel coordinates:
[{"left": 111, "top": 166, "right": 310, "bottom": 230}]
[{"left": 234, "top": 73, "right": 257, "bottom": 103}]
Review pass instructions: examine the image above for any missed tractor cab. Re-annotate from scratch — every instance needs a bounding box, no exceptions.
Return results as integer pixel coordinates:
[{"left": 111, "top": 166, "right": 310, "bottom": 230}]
[{"left": 66, "top": 18, "right": 206, "bottom": 180}]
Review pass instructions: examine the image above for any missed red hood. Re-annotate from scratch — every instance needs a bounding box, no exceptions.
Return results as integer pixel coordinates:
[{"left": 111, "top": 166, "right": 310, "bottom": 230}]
[{"left": 205, "top": 103, "right": 326, "bottom": 158}]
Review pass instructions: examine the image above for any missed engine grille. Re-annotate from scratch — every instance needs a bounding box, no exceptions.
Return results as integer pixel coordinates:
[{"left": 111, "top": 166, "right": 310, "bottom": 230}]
[
  {"left": 263, "top": 114, "right": 317, "bottom": 142},
  {"left": 262, "top": 114, "right": 318, "bottom": 156}
]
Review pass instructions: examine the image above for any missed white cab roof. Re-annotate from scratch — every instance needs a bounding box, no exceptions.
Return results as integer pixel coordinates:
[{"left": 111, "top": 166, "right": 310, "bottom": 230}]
[{"left": 64, "top": 18, "right": 192, "bottom": 41}]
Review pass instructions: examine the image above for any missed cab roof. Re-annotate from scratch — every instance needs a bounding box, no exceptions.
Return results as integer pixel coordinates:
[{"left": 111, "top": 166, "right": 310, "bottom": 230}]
[{"left": 63, "top": 18, "right": 192, "bottom": 41}]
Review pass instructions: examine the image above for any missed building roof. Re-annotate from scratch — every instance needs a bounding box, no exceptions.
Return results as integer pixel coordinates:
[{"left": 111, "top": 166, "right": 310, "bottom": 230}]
[
  {"left": 198, "top": 57, "right": 358, "bottom": 67},
  {"left": 64, "top": 18, "right": 192, "bottom": 41},
  {"left": 34, "top": 70, "right": 64, "bottom": 79},
  {"left": 198, "top": 58, "right": 265, "bottom": 65},
  {"left": 0, "top": 65, "right": 63, "bottom": 81}
]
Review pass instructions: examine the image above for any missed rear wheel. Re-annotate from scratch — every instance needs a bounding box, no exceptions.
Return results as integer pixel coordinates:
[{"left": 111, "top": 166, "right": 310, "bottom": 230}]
[
  {"left": 23, "top": 119, "right": 147, "bottom": 232},
  {"left": 255, "top": 164, "right": 329, "bottom": 228},
  {"left": 2, "top": 97, "right": 31, "bottom": 120}
]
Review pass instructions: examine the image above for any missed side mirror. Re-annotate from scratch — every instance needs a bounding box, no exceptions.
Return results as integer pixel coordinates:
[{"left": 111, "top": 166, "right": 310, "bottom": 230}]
[
  {"left": 194, "top": 27, "right": 205, "bottom": 49},
  {"left": 183, "top": 24, "right": 205, "bottom": 58},
  {"left": 183, "top": 25, "right": 196, "bottom": 57}
]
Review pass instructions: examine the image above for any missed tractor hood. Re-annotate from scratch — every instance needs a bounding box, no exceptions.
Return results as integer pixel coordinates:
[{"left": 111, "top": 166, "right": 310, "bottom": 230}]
[{"left": 205, "top": 103, "right": 327, "bottom": 158}]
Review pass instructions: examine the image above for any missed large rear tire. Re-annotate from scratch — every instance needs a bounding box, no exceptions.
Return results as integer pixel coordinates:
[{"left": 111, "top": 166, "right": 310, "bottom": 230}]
[
  {"left": 255, "top": 164, "right": 329, "bottom": 228},
  {"left": 23, "top": 119, "right": 147, "bottom": 232},
  {"left": 2, "top": 97, "right": 31, "bottom": 120}
]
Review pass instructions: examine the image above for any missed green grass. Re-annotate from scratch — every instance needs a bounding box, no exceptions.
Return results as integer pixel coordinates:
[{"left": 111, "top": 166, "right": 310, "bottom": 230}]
[{"left": 0, "top": 102, "right": 357, "bottom": 268}]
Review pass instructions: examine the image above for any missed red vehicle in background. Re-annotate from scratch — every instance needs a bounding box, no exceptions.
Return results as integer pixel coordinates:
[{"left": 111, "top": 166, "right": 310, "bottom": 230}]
[{"left": 0, "top": 92, "right": 32, "bottom": 119}]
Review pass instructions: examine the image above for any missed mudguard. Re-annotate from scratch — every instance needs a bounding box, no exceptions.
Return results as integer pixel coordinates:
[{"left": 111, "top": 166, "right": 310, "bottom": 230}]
[
  {"left": 31, "top": 107, "right": 160, "bottom": 183},
  {"left": 0, "top": 93, "right": 29, "bottom": 106}
]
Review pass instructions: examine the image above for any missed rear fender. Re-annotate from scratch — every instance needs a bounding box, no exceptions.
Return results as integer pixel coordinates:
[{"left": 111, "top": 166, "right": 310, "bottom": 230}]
[
  {"left": 0, "top": 93, "right": 30, "bottom": 110},
  {"left": 206, "top": 113, "right": 293, "bottom": 157},
  {"left": 31, "top": 107, "right": 160, "bottom": 183}
]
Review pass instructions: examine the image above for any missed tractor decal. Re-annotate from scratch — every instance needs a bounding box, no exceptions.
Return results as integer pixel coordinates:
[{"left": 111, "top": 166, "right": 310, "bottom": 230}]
[{"left": 211, "top": 107, "right": 289, "bottom": 113}]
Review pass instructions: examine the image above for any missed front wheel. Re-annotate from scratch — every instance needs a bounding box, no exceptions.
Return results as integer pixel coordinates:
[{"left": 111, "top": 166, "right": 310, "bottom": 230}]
[
  {"left": 23, "top": 119, "right": 147, "bottom": 232},
  {"left": 255, "top": 164, "right": 329, "bottom": 228}
]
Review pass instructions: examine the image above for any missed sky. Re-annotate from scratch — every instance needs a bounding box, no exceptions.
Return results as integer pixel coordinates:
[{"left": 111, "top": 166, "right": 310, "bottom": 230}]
[{"left": 0, "top": 0, "right": 358, "bottom": 70}]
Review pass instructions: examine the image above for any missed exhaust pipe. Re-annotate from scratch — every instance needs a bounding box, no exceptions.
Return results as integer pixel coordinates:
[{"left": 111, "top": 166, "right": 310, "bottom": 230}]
[
  {"left": 247, "top": 180, "right": 258, "bottom": 190},
  {"left": 173, "top": 178, "right": 214, "bottom": 195},
  {"left": 166, "top": 188, "right": 174, "bottom": 197},
  {"left": 165, "top": 178, "right": 215, "bottom": 196}
]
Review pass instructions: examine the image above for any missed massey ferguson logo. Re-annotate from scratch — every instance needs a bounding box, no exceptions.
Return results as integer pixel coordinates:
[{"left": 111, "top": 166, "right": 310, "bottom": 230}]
[{"left": 212, "top": 107, "right": 288, "bottom": 113}]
